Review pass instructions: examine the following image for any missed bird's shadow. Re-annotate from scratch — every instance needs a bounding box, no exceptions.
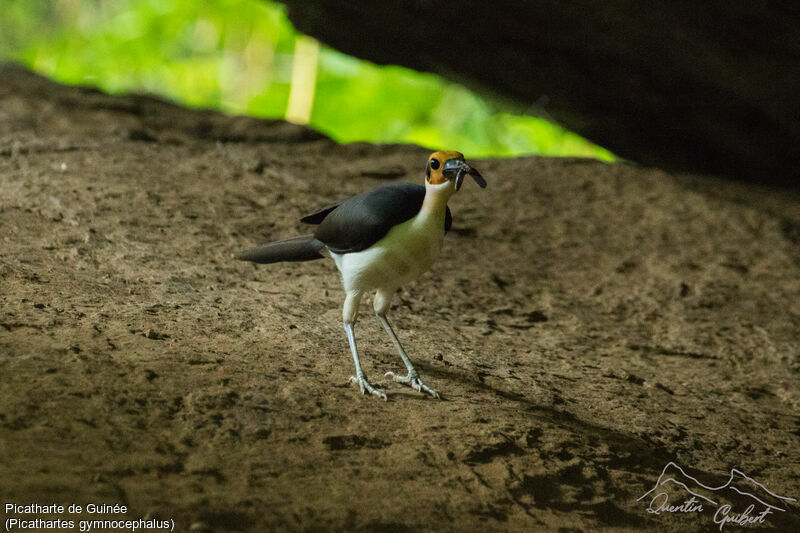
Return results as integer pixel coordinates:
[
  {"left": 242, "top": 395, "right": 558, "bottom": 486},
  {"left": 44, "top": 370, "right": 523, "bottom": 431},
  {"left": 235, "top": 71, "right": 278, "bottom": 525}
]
[{"left": 328, "top": 355, "right": 800, "bottom": 529}]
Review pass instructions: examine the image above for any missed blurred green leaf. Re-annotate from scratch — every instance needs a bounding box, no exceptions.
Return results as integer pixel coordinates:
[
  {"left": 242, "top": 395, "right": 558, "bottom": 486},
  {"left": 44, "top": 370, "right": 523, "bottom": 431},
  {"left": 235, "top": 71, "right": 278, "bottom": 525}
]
[{"left": 0, "top": 0, "right": 613, "bottom": 162}]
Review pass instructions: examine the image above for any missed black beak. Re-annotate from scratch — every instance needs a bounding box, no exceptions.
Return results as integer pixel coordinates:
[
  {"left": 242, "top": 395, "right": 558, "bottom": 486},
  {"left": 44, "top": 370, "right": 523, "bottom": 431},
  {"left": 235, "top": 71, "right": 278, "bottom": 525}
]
[{"left": 443, "top": 159, "right": 488, "bottom": 191}]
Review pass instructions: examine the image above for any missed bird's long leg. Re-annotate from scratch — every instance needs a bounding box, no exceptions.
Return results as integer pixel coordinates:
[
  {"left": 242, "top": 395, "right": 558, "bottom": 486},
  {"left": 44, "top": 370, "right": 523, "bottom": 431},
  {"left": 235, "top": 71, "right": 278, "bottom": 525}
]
[
  {"left": 345, "top": 324, "right": 386, "bottom": 401},
  {"left": 373, "top": 290, "right": 440, "bottom": 399},
  {"left": 377, "top": 313, "right": 440, "bottom": 399},
  {"left": 343, "top": 290, "right": 386, "bottom": 400}
]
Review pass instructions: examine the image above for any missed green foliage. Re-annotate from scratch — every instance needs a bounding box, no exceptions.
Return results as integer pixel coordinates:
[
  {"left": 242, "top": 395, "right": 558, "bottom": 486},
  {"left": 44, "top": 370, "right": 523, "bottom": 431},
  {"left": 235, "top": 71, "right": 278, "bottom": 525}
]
[{"left": 0, "top": 0, "right": 613, "bottom": 161}]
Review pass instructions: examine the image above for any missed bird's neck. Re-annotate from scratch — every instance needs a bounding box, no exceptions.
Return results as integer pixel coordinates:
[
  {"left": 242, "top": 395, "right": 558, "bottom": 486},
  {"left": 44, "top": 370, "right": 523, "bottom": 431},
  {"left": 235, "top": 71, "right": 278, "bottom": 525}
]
[{"left": 420, "top": 181, "right": 454, "bottom": 220}]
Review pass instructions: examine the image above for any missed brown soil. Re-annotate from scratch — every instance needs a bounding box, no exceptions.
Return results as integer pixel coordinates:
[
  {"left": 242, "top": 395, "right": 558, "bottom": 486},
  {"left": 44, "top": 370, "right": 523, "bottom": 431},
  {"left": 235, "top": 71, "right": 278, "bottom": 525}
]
[{"left": 1, "top": 64, "right": 799, "bottom": 532}]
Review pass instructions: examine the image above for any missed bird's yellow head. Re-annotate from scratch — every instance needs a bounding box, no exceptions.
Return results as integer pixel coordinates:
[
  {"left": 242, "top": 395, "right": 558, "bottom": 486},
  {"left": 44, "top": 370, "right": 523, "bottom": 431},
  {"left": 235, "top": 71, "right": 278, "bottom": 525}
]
[{"left": 426, "top": 151, "right": 487, "bottom": 191}]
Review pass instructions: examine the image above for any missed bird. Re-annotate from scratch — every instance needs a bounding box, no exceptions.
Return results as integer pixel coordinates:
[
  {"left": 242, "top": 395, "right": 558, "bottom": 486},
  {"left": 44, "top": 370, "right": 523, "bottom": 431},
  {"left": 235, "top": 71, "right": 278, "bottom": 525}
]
[{"left": 236, "top": 151, "right": 486, "bottom": 400}]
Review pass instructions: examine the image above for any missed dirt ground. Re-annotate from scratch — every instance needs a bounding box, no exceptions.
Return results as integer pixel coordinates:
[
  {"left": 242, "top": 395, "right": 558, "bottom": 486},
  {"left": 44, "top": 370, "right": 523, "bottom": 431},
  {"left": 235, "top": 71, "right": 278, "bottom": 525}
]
[{"left": 1, "top": 64, "right": 799, "bottom": 532}]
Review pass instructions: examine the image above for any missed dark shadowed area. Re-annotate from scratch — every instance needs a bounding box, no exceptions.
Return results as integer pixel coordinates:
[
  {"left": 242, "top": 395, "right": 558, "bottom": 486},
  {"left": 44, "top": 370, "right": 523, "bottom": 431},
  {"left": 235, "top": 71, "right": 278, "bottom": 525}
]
[
  {"left": 282, "top": 0, "right": 800, "bottom": 186},
  {"left": 1, "top": 65, "right": 799, "bottom": 531}
]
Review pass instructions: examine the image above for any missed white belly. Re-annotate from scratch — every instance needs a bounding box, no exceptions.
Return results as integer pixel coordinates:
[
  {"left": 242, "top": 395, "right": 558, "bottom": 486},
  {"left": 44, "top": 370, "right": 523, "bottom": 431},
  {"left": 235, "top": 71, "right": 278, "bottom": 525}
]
[{"left": 330, "top": 214, "right": 445, "bottom": 292}]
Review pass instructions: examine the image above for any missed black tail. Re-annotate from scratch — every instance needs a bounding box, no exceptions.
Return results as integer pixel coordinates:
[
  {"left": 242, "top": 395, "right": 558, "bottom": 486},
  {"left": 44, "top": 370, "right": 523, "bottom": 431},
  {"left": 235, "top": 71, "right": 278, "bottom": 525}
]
[{"left": 235, "top": 235, "right": 326, "bottom": 264}]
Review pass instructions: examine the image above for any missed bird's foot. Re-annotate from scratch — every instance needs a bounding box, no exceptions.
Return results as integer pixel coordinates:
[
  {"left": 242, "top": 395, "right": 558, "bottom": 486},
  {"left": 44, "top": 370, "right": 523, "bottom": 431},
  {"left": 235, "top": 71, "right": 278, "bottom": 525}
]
[
  {"left": 349, "top": 375, "right": 387, "bottom": 401},
  {"left": 385, "top": 371, "right": 440, "bottom": 399}
]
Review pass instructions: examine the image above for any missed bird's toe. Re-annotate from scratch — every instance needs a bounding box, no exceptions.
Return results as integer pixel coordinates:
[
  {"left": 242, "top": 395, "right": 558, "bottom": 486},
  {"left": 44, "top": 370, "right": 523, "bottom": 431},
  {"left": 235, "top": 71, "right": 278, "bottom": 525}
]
[
  {"left": 385, "top": 370, "right": 405, "bottom": 383},
  {"left": 385, "top": 372, "right": 441, "bottom": 399},
  {"left": 348, "top": 375, "right": 363, "bottom": 393},
  {"left": 414, "top": 379, "right": 440, "bottom": 399},
  {"left": 350, "top": 375, "right": 387, "bottom": 401}
]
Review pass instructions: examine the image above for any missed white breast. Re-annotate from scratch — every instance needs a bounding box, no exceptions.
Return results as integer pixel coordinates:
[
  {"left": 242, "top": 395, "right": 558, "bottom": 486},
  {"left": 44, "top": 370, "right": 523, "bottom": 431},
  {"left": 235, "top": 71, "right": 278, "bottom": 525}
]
[{"left": 330, "top": 210, "right": 446, "bottom": 293}]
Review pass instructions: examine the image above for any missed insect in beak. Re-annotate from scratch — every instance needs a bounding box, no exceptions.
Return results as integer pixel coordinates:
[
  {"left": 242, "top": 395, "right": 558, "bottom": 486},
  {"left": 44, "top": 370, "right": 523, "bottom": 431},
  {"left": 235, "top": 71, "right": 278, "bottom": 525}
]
[{"left": 444, "top": 159, "right": 487, "bottom": 191}]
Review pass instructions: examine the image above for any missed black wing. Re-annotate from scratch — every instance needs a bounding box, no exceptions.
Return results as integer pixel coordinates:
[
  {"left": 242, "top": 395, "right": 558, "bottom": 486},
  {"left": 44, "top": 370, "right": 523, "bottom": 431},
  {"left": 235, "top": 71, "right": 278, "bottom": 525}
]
[
  {"left": 307, "top": 183, "right": 451, "bottom": 254},
  {"left": 300, "top": 202, "right": 340, "bottom": 225}
]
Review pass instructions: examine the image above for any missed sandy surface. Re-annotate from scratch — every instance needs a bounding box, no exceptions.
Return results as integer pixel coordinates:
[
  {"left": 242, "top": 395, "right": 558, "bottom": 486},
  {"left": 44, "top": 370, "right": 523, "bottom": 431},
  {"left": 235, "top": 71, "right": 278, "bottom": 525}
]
[{"left": 1, "top": 64, "right": 799, "bottom": 532}]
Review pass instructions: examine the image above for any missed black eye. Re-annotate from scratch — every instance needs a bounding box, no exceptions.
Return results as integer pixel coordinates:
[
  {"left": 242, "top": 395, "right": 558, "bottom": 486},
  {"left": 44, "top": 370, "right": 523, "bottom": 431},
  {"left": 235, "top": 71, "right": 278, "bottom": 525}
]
[{"left": 429, "top": 158, "right": 440, "bottom": 170}]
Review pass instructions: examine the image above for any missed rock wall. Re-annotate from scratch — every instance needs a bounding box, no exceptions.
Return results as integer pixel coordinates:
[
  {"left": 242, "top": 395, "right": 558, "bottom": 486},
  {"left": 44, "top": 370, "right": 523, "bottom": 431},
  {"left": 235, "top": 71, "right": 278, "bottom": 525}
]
[{"left": 282, "top": 1, "right": 800, "bottom": 186}]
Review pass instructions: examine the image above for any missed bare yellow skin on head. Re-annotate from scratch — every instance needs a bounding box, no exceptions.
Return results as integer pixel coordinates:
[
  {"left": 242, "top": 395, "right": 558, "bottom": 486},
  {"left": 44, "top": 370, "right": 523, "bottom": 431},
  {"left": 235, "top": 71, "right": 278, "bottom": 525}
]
[{"left": 426, "top": 151, "right": 464, "bottom": 185}]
